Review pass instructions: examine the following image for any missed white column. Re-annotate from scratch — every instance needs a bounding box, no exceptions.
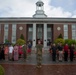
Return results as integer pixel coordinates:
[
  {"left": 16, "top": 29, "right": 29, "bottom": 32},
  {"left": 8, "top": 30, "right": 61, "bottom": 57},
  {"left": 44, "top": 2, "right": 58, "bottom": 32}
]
[
  {"left": 33, "top": 23, "right": 36, "bottom": 47},
  {"left": 44, "top": 23, "right": 47, "bottom": 47}
]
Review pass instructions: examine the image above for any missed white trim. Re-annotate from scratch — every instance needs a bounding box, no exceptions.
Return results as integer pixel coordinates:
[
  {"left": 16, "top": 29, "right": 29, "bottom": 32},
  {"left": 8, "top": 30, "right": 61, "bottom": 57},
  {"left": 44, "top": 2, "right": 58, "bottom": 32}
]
[
  {"left": 33, "top": 23, "right": 36, "bottom": 47},
  {"left": 43, "top": 23, "right": 47, "bottom": 47}
]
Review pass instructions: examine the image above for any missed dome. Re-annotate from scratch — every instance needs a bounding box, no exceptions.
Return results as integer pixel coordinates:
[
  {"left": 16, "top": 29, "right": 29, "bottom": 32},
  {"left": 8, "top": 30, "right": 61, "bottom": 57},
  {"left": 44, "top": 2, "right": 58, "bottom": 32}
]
[{"left": 36, "top": 0, "right": 44, "bottom": 7}]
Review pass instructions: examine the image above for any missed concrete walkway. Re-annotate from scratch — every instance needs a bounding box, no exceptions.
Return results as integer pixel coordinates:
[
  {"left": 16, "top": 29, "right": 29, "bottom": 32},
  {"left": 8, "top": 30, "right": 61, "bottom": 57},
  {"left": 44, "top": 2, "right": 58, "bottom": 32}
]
[
  {"left": 0, "top": 53, "right": 76, "bottom": 65},
  {"left": 1, "top": 53, "right": 76, "bottom": 75}
]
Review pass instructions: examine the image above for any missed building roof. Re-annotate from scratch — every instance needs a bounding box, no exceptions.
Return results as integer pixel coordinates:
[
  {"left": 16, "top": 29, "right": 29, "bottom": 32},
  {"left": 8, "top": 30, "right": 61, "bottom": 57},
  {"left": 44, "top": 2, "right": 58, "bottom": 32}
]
[{"left": 0, "top": 17, "right": 76, "bottom": 24}]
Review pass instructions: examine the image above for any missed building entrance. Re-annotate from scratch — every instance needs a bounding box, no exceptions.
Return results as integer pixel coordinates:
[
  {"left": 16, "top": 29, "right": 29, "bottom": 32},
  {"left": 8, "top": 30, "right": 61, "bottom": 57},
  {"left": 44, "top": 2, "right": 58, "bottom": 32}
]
[{"left": 36, "top": 24, "right": 43, "bottom": 44}]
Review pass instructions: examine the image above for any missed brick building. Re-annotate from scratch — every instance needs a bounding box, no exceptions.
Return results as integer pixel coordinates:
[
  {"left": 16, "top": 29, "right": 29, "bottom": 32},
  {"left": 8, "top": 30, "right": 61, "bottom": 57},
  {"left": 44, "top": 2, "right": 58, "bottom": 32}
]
[{"left": 0, "top": 0, "right": 76, "bottom": 47}]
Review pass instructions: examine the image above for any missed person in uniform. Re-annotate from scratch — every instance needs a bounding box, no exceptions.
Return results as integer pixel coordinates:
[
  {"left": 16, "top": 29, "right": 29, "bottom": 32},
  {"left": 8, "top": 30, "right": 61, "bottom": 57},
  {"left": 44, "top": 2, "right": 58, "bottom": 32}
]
[
  {"left": 22, "top": 43, "right": 27, "bottom": 61},
  {"left": 35, "top": 40, "right": 44, "bottom": 68}
]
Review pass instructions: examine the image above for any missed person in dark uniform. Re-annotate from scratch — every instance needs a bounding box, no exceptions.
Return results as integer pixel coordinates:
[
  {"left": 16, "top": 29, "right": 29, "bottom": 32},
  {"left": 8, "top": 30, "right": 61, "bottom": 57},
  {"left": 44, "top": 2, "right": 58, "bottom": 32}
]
[
  {"left": 63, "top": 44, "right": 69, "bottom": 61},
  {"left": 51, "top": 43, "right": 57, "bottom": 61},
  {"left": 35, "top": 40, "right": 43, "bottom": 68},
  {"left": 69, "top": 44, "right": 75, "bottom": 62}
]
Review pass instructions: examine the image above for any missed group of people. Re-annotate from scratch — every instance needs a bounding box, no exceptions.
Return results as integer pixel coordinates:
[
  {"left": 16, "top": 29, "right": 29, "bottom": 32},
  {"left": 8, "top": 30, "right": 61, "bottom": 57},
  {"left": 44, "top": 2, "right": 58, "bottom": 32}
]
[
  {"left": 0, "top": 42, "right": 32, "bottom": 61},
  {"left": 49, "top": 43, "right": 76, "bottom": 62},
  {"left": 0, "top": 40, "right": 76, "bottom": 68}
]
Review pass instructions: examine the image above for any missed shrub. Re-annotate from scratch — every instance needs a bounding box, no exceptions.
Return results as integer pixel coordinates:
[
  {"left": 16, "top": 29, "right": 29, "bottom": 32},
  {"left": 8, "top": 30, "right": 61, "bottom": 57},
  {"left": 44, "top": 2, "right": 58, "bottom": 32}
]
[
  {"left": 16, "top": 39, "right": 25, "bottom": 45},
  {"left": 65, "top": 39, "right": 76, "bottom": 46},
  {"left": 20, "top": 34, "right": 25, "bottom": 40},
  {"left": 5, "top": 39, "right": 10, "bottom": 43},
  {"left": 54, "top": 38, "right": 65, "bottom": 45},
  {"left": 0, "top": 65, "right": 5, "bottom": 75},
  {"left": 57, "top": 33, "right": 63, "bottom": 39}
]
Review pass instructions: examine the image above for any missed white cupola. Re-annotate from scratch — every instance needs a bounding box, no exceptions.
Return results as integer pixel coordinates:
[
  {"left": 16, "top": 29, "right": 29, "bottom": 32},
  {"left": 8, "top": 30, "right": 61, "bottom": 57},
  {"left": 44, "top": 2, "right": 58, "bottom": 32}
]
[{"left": 33, "top": 0, "right": 47, "bottom": 18}]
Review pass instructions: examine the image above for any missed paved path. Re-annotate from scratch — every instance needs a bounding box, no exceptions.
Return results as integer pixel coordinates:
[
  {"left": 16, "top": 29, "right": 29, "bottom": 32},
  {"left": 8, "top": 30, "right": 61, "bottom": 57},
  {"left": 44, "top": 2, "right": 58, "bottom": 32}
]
[
  {"left": 1, "top": 64, "right": 76, "bottom": 75},
  {"left": 1, "top": 53, "right": 76, "bottom": 75},
  {"left": 0, "top": 53, "right": 76, "bottom": 65}
]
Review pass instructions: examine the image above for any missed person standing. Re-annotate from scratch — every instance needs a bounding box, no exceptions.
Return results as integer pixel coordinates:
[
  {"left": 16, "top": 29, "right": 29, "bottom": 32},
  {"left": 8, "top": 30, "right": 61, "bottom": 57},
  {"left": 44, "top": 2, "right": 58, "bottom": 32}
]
[
  {"left": 18, "top": 45, "right": 23, "bottom": 59},
  {"left": 8, "top": 45, "right": 13, "bottom": 60},
  {"left": 13, "top": 44, "right": 19, "bottom": 61},
  {"left": 27, "top": 42, "right": 32, "bottom": 55},
  {"left": 4, "top": 45, "right": 9, "bottom": 61},
  {"left": 63, "top": 44, "right": 69, "bottom": 61},
  {"left": 0, "top": 46, "right": 2, "bottom": 60},
  {"left": 69, "top": 44, "right": 75, "bottom": 62},
  {"left": 22, "top": 43, "right": 27, "bottom": 61},
  {"left": 35, "top": 40, "right": 43, "bottom": 68},
  {"left": 27, "top": 42, "right": 32, "bottom": 59},
  {"left": 57, "top": 43, "right": 63, "bottom": 61},
  {"left": 1, "top": 45, "right": 5, "bottom": 60},
  {"left": 51, "top": 43, "right": 57, "bottom": 61}
]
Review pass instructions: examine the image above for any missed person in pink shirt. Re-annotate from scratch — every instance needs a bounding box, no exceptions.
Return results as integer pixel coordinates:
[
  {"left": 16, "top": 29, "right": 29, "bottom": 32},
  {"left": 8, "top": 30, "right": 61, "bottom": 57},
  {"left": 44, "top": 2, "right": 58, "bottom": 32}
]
[
  {"left": 18, "top": 46, "right": 23, "bottom": 59},
  {"left": 13, "top": 44, "right": 19, "bottom": 61},
  {"left": 4, "top": 45, "right": 9, "bottom": 61}
]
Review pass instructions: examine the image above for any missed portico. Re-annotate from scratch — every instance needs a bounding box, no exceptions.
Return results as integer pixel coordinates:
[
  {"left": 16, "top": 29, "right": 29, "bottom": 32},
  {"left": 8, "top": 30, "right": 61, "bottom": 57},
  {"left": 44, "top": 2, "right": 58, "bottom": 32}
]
[{"left": 27, "top": 23, "right": 52, "bottom": 47}]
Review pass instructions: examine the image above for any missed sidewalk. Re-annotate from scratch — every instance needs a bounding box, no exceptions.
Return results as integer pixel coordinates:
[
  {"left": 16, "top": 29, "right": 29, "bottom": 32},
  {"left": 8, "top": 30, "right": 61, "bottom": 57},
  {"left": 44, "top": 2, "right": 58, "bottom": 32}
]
[{"left": 1, "top": 53, "right": 76, "bottom": 75}]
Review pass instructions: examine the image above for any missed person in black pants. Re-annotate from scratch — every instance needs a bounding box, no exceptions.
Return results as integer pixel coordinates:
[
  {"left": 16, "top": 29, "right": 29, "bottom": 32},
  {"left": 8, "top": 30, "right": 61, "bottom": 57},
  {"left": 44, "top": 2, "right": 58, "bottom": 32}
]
[
  {"left": 51, "top": 44, "right": 57, "bottom": 61},
  {"left": 1, "top": 45, "right": 5, "bottom": 60},
  {"left": 69, "top": 44, "right": 75, "bottom": 62},
  {"left": 0, "top": 46, "right": 2, "bottom": 60},
  {"left": 64, "top": 44, "right": 69, "bottom": 61}
]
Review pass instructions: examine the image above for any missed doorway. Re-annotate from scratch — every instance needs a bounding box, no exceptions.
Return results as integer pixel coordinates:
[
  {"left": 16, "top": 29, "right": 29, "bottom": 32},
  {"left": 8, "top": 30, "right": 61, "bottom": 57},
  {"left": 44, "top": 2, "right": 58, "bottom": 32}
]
[{"left": 36, "top": 24, "right": 43, "bottom": 44}]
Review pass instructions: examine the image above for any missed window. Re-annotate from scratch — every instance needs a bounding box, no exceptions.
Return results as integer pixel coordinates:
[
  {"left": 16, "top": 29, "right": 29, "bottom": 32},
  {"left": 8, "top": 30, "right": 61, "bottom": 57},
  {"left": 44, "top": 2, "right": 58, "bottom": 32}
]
[
  {"left": 4, "top": 24, "right": 9, "bottom": 43},
  {"left": 28, "top": 25, "right": 33, "bottom": 41},
  {"left": 47, "top": 25, "right": 52, "bottom": 46},
  {"left": 12, "top": 24, "right": 16, "bottom": 43},
  {"left": 64, "top": 24, "right": 68, "bottom": 39},
  {"left": 37, "top": 25, "right": 43, "bottom": 39},
  {"left": 72, "top": 24, "right": 76, "bottom": 40}
]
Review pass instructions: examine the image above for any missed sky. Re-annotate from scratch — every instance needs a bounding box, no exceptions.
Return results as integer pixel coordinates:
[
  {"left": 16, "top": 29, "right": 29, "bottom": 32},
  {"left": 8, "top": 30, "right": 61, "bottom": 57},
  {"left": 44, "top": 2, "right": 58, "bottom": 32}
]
[{"left": 0, "top": 0, "right": 76, "bottom": 18}]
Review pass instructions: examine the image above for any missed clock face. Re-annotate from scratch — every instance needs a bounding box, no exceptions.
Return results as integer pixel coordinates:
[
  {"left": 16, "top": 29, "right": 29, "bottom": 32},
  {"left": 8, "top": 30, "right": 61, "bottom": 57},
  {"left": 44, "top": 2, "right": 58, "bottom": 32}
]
[
  {"left": 57, "top": 27, "right": 61, "bottom": 31},
  {"left": 19, "top": 26, "right": 23, "bottom": 30}
]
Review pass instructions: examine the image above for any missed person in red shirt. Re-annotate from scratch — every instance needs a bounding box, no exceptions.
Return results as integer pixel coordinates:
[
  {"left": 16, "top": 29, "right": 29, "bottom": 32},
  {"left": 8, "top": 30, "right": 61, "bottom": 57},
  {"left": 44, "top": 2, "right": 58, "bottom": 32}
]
[{"left": 63, "top": 44, "right": 69, "bottom": 61}]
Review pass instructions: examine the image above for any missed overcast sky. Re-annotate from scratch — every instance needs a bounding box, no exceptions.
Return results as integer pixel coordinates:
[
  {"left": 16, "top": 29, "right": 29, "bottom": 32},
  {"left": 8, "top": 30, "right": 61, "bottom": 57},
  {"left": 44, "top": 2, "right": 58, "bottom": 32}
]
[{"left": 0, "top": 0, "right": 76, "bottom": 18}]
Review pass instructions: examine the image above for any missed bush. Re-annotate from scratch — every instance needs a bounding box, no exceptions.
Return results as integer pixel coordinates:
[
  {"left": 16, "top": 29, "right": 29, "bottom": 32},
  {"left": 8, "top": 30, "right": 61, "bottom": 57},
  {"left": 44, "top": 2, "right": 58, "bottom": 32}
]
[
  {"left": 16, "top": 39, "right": 25, "bottom": 45},
  {"left": 65, "top": 39, "right": 76, "bottom": 46},
  {"left": 0, "top": 65, "right": 5, "bottom": 75},
  {"left": 54, "top": 38, "right": 65, "bottom": 45},
  {"left": 57, "top": 33, "right": 63, "bottom": 39},
  {"left": 5, "top": 39, "right": 10, "bottom": 43},
  {"left": 20, "top": 34, "right": 25, "bottom": 40}
]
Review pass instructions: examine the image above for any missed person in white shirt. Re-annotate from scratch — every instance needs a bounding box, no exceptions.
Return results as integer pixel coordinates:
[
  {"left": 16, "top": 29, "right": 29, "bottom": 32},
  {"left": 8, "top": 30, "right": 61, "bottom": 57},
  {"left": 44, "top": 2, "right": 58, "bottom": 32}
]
[{"left": 9, "top": 45, "right": 13, "bottom": 60}]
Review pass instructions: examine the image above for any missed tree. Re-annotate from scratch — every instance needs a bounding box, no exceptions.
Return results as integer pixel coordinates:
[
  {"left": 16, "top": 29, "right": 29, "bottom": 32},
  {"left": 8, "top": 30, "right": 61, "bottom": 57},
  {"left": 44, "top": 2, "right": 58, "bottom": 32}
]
[
  {"left": 57, "top": 33, "right": 63, "bottom": 39},
  {"left": 20, "top": 34, "right": 25, "bottom": 40}
]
